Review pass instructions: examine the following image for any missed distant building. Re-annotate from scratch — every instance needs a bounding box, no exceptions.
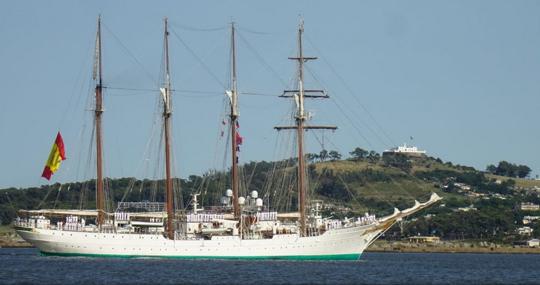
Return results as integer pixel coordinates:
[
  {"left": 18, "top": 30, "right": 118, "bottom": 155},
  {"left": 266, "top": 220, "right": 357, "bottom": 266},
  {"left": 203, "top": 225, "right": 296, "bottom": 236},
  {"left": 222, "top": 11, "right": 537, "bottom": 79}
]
[
  {"left": 383, "top": 143, "right": 426, "bottom": 157},
  {"left": 408, "top": 236, "right": 440, "bottom": 244},
  {"left": 528, "top": 239, "right": 540, "bottom": 247},
  {"left": 491, "top": 193, "right": 506, "bottom": 200},
  {"left": 523, "top": 216, "right": 540, "bottom": 225},
  {"left": 456, "top": 204, "right": 477, "bottom": 212},
  {"left": 520, "top": 202, "right": 540, "bottom": 211},
  {"left": 466, "top": 192, "right": 484, "bottom": 198},
  {"left": 517, "top": 226, "right": 534, "bottom": 236},
  {"left": 454, "top": 182, "right": 472, "bottom": 191}
]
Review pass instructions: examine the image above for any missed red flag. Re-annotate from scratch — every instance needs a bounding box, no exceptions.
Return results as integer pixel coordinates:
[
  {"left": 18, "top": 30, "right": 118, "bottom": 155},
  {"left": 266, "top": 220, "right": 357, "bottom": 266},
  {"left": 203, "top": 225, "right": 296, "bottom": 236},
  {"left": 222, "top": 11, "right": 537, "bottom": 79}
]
[{"left": 235, "top": 132, "right": 243, "bottom": 145}]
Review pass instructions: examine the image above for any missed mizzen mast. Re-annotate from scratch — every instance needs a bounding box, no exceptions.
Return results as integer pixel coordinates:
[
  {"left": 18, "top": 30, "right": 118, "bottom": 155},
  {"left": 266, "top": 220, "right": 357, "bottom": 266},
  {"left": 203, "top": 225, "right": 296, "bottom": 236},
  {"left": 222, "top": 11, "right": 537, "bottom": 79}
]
[
  {"left": 275, "top": 20, "right": 337, "bottom": 237},
  {"left": 162, "top": 18, "right": 175, "bottom": 240},
  {"left": 93, "top": 15, "right": 105, "bottom": 226},
  {"left": 228, "top": 22, "right": 240, "bottom": 219}
]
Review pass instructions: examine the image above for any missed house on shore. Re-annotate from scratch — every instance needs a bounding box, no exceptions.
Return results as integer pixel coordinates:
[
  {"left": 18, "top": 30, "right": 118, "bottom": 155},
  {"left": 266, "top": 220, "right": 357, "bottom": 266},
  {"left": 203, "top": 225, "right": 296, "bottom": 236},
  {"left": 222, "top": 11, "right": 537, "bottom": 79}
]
[
  {"left": 528, "top": 239, "right": 540, "bottom": 247},
  {"left": 521, "top": 202, "right": 540, "bottom": 211},
  {"left": 408, "top": 236, "right": 440, "bottom": 244}
]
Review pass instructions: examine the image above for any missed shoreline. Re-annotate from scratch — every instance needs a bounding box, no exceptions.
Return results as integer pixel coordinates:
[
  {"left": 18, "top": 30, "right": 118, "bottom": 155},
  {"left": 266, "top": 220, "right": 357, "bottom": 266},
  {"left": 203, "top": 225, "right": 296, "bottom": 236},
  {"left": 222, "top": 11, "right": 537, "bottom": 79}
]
[{"left": 366, "top": 240, "right": 540, "bottom": 254}]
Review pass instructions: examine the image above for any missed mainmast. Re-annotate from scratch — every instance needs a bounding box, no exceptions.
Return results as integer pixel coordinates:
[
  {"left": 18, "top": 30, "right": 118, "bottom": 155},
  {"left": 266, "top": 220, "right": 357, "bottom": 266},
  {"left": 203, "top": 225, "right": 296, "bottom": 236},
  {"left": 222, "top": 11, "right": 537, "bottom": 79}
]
[
  {"left": 229, "top": 22, "right": 240, "bottom": 219},
  {"left": 275, "top": 20, "right": 337, "bottom": 237},
  {"left": 162, "top": 18, "right": 175, "bottom": 240},
  {"left": 94, "top": 15, "right": 105, "bottom": 226},
  {"left": 295, "top": 22, "right": 307, "bottom": 237}
]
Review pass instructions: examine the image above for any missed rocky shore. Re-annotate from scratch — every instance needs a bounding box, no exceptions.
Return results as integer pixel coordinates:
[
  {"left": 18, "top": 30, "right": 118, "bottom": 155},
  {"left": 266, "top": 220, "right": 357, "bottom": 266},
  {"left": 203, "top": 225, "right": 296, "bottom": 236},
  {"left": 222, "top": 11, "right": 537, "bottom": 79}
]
[
  {"left": 0, "top": 231, "right": 32, "bottom": 248},
  {"left": 366, "top": 240, "right": 540, "bottom": 254}
]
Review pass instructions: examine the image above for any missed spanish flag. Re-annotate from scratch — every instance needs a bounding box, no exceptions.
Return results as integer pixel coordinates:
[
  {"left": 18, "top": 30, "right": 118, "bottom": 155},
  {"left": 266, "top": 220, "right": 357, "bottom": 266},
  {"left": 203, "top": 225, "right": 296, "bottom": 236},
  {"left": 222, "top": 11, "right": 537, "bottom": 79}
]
[{"left": 41, "top": 132, "right": 66, "bottom": 180}]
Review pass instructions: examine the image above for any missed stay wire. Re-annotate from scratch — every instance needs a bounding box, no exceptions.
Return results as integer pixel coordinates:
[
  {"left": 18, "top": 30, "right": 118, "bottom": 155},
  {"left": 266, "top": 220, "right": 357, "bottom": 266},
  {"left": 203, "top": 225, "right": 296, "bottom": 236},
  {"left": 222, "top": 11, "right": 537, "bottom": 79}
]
[
  {"left": 236, "top": 30, "right": 289, "bottom": 88},
  {"left": 303, "top": 64, "right": 379, "bottom": 149},
  {"left": 304, "top": 34, "right": 396, "bottom": 147},
  {"left": 169, "top": 27, "right": 227, "bottom": 89},
  {"left": 102, "top": 22, "right": 158, "bottom": 86},
  {"left": 169, "top": 22, "right": 228, "bottom": 32}
]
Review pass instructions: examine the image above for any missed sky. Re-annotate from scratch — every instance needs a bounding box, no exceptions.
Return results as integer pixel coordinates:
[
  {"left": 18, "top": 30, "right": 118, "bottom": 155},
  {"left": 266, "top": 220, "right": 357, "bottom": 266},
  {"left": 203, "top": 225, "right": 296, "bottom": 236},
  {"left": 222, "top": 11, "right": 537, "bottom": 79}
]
[{"left": 0, "top": 0, "right": 539, "bottom": 188}]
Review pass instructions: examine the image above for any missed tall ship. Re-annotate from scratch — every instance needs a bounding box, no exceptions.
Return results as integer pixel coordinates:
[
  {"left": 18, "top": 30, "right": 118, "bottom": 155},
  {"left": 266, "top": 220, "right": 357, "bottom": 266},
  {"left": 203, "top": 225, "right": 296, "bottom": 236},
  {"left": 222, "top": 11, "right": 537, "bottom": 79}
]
[{"left": 14, "top": 17, "right": 441, "bottom": 260}]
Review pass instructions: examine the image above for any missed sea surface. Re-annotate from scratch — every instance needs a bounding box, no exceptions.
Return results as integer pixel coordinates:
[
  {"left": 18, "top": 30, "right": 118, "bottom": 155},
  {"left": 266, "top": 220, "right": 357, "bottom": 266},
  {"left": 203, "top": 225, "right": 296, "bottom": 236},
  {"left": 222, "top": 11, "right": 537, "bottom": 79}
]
[{"left": 1, "top": 248, "right": 540, "bottom": 284}]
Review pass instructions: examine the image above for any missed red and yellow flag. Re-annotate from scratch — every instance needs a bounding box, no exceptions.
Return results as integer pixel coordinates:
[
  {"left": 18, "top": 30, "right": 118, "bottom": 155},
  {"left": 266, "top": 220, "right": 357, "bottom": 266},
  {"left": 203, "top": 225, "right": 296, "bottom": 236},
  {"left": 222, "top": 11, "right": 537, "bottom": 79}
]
[{"left": 41, "top": 132, "right": 66, "bottom": 180}]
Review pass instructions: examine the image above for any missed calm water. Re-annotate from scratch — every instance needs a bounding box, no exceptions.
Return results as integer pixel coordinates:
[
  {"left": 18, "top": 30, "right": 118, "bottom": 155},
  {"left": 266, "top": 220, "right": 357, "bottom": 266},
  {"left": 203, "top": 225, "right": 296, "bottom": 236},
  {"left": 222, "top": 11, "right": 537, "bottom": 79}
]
[{"left": 1, "top": 248, "right": 540, "bottom": 284}]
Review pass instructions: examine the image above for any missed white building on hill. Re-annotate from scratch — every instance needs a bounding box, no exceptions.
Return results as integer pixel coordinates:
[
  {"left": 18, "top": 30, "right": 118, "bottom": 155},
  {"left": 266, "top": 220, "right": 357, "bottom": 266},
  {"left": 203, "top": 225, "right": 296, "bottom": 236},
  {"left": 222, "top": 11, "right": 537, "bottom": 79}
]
[{"left": 383, "top": 143, "right": 426, "bottom": 157}]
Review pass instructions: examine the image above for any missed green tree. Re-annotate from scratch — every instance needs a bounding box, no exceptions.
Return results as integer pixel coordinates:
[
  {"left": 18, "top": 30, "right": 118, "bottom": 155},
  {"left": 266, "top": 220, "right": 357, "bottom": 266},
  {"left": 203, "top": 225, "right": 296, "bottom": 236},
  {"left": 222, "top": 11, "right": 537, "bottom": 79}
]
[
  {"left": 486, "top": 164, "right": 497, "bottom": 174},
  {"left": 305, "top": 153, "right": 318, "bottom": 163},
  {"left": 328, "top": 150, "right": 342, "bottom": 161},
  {"left": 496, "top": 161, "right": 515, "bottom": 177},
  {"left": 382, "top": 153, "right": 412, "bottom": 173},
  {"left": 494, "top": 161, "right": 531, "bottom": 178},
  {"left": 367, "top": 150, "right": 381, "bottom": 163},
  {"left": 315, "top": 170, "right": 350, "bottom": 200},
  {"left": 349, "top": 147, "right": 368, "bottom": 161},
  {"left": 517, "top": 165, "right": 531, "bottom": 178},
  {"left": 319, "top": 149, "right": 329, "bottom": 162}
]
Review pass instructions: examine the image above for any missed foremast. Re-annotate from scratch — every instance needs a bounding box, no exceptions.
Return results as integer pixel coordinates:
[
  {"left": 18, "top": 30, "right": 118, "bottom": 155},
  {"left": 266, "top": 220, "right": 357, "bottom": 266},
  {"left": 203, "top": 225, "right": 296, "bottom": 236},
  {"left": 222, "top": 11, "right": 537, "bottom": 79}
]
[
  {"left": 275, "top": 20, "right": 337, "bottom": 237},
  {"left": 162, "top": 18, "right": 175, "bottom": 240},
  {"left": 93, "top": 15, "right": 105, "bottom": 226},
  {"left": 228, "top": 22, "right": 240, "bottom": 219}
]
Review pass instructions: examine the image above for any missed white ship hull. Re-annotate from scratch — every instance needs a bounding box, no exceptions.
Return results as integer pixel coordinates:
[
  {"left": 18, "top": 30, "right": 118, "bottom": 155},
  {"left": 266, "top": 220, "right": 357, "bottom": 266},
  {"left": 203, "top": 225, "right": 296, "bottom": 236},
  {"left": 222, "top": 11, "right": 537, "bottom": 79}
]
[
  {"left": 16, "top": 193, "right": 441, "bottom": 260},
  {"left": 16, "top": 224, "right": 383, "bottom": 260}
]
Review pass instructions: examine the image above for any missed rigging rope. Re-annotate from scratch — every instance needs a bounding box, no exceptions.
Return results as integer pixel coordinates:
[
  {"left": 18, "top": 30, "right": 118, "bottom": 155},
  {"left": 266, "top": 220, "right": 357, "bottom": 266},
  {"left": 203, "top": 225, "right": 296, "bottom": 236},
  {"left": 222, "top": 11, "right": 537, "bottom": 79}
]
[
  {"left": 58, "top": 37, "right": 94, "bottom": 131},
  {"left": 304, "top": 34, "right": 397, "bottom": 147},
  {"left": 169, "top": 22, "right": 227, "bottom": 32},
  {"left": 303, "top": 64, "right": 379, "bottom": 149},
  {"left": 169, "top": 28, "right": 227, "bottom": 89},
  {"left": 102, "top": 22, "right": 158, "bottom": 85},
  {"left": 236, "top": 31, "right": 289, "bottom": 88}
]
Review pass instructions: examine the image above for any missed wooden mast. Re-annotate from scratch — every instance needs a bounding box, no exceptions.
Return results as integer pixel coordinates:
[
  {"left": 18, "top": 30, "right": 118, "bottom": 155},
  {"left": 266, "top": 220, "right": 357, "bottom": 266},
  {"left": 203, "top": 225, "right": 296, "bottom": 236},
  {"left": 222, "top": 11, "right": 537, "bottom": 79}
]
[
  {"left": 295, "top": 21, "right": 307, "bottom": 237},
  {"left": 275, "top": 20, "right": 337, "bottom": 237},
  {"left": 94, "top": 15, "right": 105, "bottom": 226},
  {"left": 163, "top": 18, "right": 175, "bottom": 240},
  {"left": 229, "top": 22, "right": 240, "bottom": 219}
]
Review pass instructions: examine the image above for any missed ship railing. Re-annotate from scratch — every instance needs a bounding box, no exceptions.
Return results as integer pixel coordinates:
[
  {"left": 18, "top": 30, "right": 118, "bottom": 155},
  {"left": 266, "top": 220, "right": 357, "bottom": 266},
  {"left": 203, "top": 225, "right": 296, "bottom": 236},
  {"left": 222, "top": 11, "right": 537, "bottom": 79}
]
[
  {"left": 14, "top": 217, "right": 51, "bottom": 230},
  {"left": 256, "top": 211, "right": 278, "bottom": 221},
  {"left": 306, "top": 227, "right": 322, "bottom": 237},
  {"left": 186, "top": 213, "right": 225, "bottom": 223},
  {"left": 353, "top": 214, "right": 377, "bottom": 226}
]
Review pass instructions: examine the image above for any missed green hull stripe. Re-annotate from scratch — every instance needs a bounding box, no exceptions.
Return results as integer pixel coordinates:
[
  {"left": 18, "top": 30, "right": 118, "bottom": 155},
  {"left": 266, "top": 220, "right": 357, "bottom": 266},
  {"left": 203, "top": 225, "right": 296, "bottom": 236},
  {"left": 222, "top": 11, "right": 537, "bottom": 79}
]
[{"left": 40, "top": 251, "right": 360, "bottom": 261}]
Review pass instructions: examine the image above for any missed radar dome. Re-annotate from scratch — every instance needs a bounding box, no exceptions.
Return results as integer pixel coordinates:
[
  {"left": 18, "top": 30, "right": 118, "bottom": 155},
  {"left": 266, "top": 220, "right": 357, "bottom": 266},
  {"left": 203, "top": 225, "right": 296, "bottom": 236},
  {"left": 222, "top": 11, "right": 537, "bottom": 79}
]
[
  {"left": 256, "top": 198, "right": 263, "bottom": 207},
  {"left": 238, "top": 197, "right": 246, "bottom": 205}
]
